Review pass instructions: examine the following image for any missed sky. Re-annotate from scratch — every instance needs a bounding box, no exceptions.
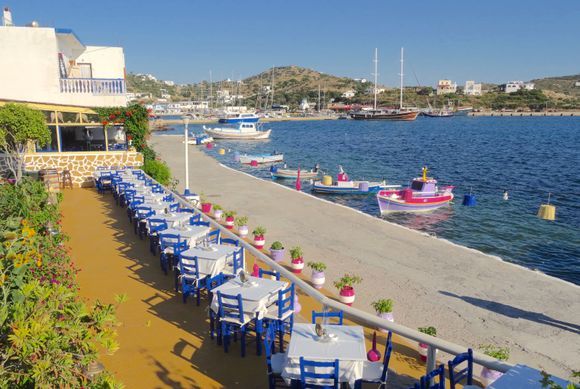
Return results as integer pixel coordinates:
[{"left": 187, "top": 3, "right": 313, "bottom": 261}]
[{"left": 7, "top": 0, "right": 580, "bottom": 87}]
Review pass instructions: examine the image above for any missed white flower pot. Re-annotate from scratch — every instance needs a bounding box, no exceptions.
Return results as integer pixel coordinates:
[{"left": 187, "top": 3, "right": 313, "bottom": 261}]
[
  {"left": 238, "top": 225, "right": 249, "bottom": 237},
  {"left": 213, "top": 209, "right": 223, "bottom": 220}
]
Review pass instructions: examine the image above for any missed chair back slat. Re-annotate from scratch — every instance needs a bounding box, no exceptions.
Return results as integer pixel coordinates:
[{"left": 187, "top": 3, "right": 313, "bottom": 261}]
[
  {"left": 420, "top": 364, "right": 445, "bottom": 389},
  {"left": 380, "top": 331, "right": 393, "bottom": 383},
  {"left": 178, "top": 254, "right": 200, "bottom": 280},
  {"left": 299, "top": 357, "right": 339, "bottom": 388},
  {"left": 217, "top": 292, "right": 244, "bottom": 323},
  {"left": 208, "top": 229, "right": 221, "bottom": 243},
  {"left": 311, "top": 310, "right": 343, "bottom": 325},
  {"left": 148, "top": 218, "right": 168, "bottom": 234},
  {"left": 258, "top": 268, "right": 280, "bottom": 280},
  {"left": 448, "top": 348, "right": 473, "bottom": 388},
  {"left": 219, "top": 237, "right": 239, "bottom": 247},
  {"left": 232, "top": 248, "right": 244, "bottom": 274},
  {"left": 277, "top": 283, "right": 294, "bottom": 318}
]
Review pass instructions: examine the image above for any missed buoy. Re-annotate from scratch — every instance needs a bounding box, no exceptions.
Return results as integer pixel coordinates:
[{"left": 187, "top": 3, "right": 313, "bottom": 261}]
[
  {"left": 462, "top": 193, "right": 477, "bottom": 206},
  {"left": 218, "top": 148, "right": 225, "bottom": 155},
  {"left": 250, "top": 160, "right": 258, "bottom": 167},
  {"left": 206, "top": 142, "right": 213, "bottom": 150},
  {"left": 270, "top": 165, "right": 278, "bottom": 173},
  {"left": 322, "top": 175, "right": 332, "bottom": 186},
  {"left": 538, "top": 193, "right": 556, "bottom": 221}
]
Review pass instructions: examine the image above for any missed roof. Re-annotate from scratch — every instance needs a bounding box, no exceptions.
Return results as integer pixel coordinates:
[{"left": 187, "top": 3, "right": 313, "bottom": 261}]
[{"left": 55, "top": 27, "right": 85, "bottom": 50}]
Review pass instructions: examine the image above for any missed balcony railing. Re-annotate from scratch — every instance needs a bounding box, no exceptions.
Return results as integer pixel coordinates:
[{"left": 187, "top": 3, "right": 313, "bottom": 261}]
[{"left": 59, "top": 78, "right": 126, "bottom": 96}]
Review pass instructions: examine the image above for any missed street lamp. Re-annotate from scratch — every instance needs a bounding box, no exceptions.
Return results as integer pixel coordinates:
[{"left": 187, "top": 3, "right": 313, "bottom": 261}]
[{"left": 182, "top": 116, "right": 190, "bottom": 195}]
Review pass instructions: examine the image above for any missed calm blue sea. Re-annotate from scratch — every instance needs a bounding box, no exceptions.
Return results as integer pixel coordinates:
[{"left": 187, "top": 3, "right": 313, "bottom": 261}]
[{"left": 159, "top": 117, "right": 580, "bottom": 285}]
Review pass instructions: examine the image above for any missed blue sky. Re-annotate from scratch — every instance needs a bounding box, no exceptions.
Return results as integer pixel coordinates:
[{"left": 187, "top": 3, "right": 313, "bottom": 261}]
[{"left": 9, "top": 0, "right": 580, "bottom": 86}]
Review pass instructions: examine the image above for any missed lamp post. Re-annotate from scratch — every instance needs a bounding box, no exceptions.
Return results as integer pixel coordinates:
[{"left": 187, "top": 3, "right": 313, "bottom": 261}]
[{"left": 183, "top": 116, "right": 190, "bottom": 195}]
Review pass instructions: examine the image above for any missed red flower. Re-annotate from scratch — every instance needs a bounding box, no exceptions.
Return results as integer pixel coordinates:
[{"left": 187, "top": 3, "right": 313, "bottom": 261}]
[
  {"left": 102, "top": 121, "right": 109, "bottom": 126},
  {"left": 109, "top": 114, "right": 116, "bottom": 120},
  {"left": 126, "top": 111, "right": 132, "bottom": 117}
]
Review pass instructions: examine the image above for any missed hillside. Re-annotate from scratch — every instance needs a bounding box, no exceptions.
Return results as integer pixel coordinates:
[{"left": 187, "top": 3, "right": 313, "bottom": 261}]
[{"left": 531, "top": 74, "right": 580, "bottom": 98}]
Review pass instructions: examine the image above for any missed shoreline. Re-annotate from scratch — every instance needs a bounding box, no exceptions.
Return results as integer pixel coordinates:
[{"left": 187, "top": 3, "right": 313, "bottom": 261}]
[{"left": 152, "top": 135, "right": 580, "bottom": 377}]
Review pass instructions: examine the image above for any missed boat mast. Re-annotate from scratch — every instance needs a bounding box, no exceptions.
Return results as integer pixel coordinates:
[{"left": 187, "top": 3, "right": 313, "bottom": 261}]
[
  {"left": 270, "top": 66, "right": 275, "bottom": 109},
  {"left": 209, "top": 70, "right": 213, "bottom": 110},
  {"left": 373, "top": 48, "right": 378, "bottom": 110},
  {"left": 399, "top": 47, "right": 404, "bottom": 110},
  {"left": 318, "top": 84, "right": 321, "bottom": 113}
]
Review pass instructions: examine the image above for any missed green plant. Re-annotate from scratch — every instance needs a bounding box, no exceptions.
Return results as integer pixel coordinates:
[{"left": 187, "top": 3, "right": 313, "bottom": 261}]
[
  {"left": 224, "top": 210, "right": 236, "bottom": 218},
  {"left": 213, "top": 204, "right": 223, "bottom": 211},
  {"left": 290, "top": 246, "right": 303, "bottom": 259},
  {"left": 270, "top": 241, "right": 284, "bottom": 250},
  {"left": 0, "top": 103, "right": 50, "bottom": 183},
  {"left": 333, "top": 273, "right": 362, "bottom": 290},
  {"left": 479, "top": 344, "right": 510, "bottom": 361},
  {"left": 418, "top": 326, "right": 437, "bottom": 337},
  {"left": 307, "top": 261, "right": 327, "bottom": 272},
  {"left": 143, "top": 158, "right": 171, "bottom": 185},
  {"left": 372, "top": 298, "right": 394, "bottom": 314},
  {"left": 252, "top": 226, "right": 267, "bottom": 236},
  {"left": 540, "top": 370, "right": 580, "bottom": 389},
  {"left": 235, "top": 216, "right": 248, "bottom": 226}
]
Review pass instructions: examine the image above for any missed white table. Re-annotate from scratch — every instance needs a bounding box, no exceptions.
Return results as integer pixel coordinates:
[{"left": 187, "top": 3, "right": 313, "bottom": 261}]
[
  {"left": 162, "top": 226, "right": 210, "bottom": 246},
  {"left": 487, "top": 364, "right": 569, "bottom": 389},
  {"left": 210, "top": 275, "right": 287, "bottom": 322},
  {"left": 180, "top": 244, "right": 239, "bottom": 277},
  {"left": 159, "top": 213, "right": 194, "bottom": 228},
  {"left": 282, "top": 323, "right": 367, "bottom": 387},
  {"left": 142, "top": 202, "right": 169, "bottom": 214}
]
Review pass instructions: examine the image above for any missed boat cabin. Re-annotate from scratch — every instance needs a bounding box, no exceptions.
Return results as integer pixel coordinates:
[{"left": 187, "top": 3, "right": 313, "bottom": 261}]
[{"left": 411, "top": 178, "right": 437, "bottom": 193}]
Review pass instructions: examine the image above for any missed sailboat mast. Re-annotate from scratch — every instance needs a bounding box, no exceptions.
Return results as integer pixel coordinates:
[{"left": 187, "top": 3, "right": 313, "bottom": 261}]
[
  {"left": 399, "top": 47, "right": 404, "bottom": 110},
  {"left": 373, "top": 48, "right": 378, "bottom": 110}
]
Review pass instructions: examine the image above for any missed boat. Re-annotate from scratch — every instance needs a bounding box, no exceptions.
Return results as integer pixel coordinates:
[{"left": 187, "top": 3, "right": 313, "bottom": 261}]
[
  {"left": 186, "top": 133, "right": 213, "bottom": 145},
  {"left": 203, "top": 122, "right": 271, "bottom": 140},
  {"left": 350, "top": 48, "right": 419, "bottom": 121},
  {"left": 218, "top": 112, "right": 260, "bottom": 123},
  {"left": 239, "top": 153, "right": 284, "bottom": 164},
  {"left": 454, "top": 107, "right": 473, "bottom": 116},
  {"left": 423, "top": 109, "right": 454, "bottom": 118},
  {"left": 376, "top": 167, "right": 454, "bottom": 213},
  {"left": 312, "top": 166, "right": 400, "bottom": 194},
  {"left": 270, "top": 164, "right": 320, "bottom": 180}
]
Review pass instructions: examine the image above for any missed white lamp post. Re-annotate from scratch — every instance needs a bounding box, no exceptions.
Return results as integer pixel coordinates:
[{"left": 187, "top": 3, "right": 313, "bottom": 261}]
[{"left": 183, "top": 116, "right": 190, "bottom": 195}]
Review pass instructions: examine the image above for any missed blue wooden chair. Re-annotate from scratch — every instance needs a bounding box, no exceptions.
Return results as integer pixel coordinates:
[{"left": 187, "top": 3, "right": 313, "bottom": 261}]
[
  {"left": 206, "top": 273, "right": 226, "bottom": 341},
  {"left": 120, "top": 188, "right": 136, "bottom": 207},
  {"left": 448, "top": 349, "right": 473, "bottom": 389},
  {"left": 311, "top": 310, "right": 344, "bottom": 325},
  {"left": 263, "top": 322, "right": 287, "bottom": 389},
  {"left": 127, "top": 196, "right": 144, "bottom": 223},
  {"left": 177, "top": 254, "right": 207, "bottom": 305},
  {"left": 190, "top": 219, "right": 209, "bottom": 227},
  {"left": 217, "top": 292, "right": 252, "bottom": 357},
  {"left": 159, "top": 233, "right": 188, "bottom": 275},
  {"left": 420, "top": 364, "right": 445, "bottom": 389},
  {"left": 264, "top": 283, "right": 294, "bottom": 352},
  {"left": 163, "top": 194, "right": 175, "bottom": 202},
  {"left": 299, "top": 357, "right": 339, "bottom": 389},
  {"left": 208, "top": 229, "right": 221, "bottom": 244},
  {"left": 147, "top": 218, "right": 168, "bottom": 255},
  {"left": 259, "top": 268, "right": 281, "bottom": 281},
  {"left": 219, "top": 237, "right": 240, "bottom": 247},
  {"left": 354, "top": 331, "right": 393, "bottom": 389},
  {"left": 178, "top": 207, "right": 196, "bottom": 213},
  {"left": 168, "top": 202, "right": 179, "bottom": 212},
  {"left": 133, "top": 206, "right": 154, "bottom": 238}
]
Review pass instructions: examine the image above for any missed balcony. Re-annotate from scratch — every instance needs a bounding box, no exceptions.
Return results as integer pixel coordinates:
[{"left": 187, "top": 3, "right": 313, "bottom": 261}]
[{"left": 59, "top": 78, "right": 126, "bottom": 96}]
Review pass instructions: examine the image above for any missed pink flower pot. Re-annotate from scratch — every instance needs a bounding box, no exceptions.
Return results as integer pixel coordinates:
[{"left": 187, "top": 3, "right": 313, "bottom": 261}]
[
  {"left": 291, "top": 257, "right": 304, "bottom": 274},
  {"left": 270, "top": 248, "right": 285, "bottom": 262},
  {"left": 238, "top": 225, "right": 249, "bottom": 237},
  {"left": 225, "top": 216, "right": 234, "bottom": 229},
  {"left": 481, "top": 367, "right": 504, "bottom": 386},
  {"left": 377, "top": 312, "right": 394, "bottom": 333},
  {"left": 201, "top": 203, "right": 212, "bottom": 213},
  {"left": 253, "top": 235, "right": 265, "bottom": 249},
  {"left": 339, "top": 286, "right": 355, "bottom": 306},
  {"left": 213, "top": 209, "right": 223, "bottom": 220},
  {"left": 311, "top": 270, "right": 326, "bottom": 289}
]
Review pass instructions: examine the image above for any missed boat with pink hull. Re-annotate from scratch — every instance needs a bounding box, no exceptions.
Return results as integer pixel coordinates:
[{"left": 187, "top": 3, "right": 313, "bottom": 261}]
[{"left": 377, "top": 168, "right": 454, "bottom": 213}]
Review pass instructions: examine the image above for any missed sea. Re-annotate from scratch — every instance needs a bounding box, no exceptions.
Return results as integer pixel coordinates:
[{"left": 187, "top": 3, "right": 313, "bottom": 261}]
[{"left": 158, "top": 116, "right": 580, "bottom": 285}]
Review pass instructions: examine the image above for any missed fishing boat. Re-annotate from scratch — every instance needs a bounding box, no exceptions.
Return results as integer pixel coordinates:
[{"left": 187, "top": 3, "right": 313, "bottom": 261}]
[
  {"left": 312, "top": 166, "right": 400, "bottom": 194},
  {"left": 218, "top": 112, "right": 260, "bottom": 123},
  {"left": 350, "top": 48, "right": 419, "bottom": 121},
  {"left": 376, "top": 167, "right": 454, "bottom": 213},
  {"left": 239, "top": 152, "right": 284, "bottom": 164},
  {"left": 270, "top": 164, "right": 320, "bottom": 180},
  {"left": 203, "top": 122, "right": 271, "bottom": 140},
  {"left": 423, "top": 109, "right": 454, "bottom": 118},
  {"left": 454, "top": 107, "right": 473, "bottom": 116},
  {"left": 186, "top": 133, "right": 213, "bottom": 145}
]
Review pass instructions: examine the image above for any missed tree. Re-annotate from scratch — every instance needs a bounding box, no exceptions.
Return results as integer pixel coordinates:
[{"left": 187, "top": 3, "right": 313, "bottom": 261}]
[{"left": 0, "top": 104, "right": 50, "bottom": 184}]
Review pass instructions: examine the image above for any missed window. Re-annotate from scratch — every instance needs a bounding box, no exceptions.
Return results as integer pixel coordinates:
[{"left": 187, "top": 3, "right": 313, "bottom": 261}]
[
  {"left": 36, "top": 126, "right": 59, "bottom": 152},
  {"left": 60, "top": 126, "right": 106, "bottom": 152}
]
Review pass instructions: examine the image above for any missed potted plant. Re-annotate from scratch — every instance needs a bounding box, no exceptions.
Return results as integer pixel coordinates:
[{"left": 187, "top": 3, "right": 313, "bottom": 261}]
[
  {"left": 200, "top": 194, "right": 212, "bottom": 214},
  {"left": 269, "top": 241, "right": 285, "bottom": 262},
  {"left": 252, "top": 226, "right": 267, "bottom": 249},
  {"left": 480, "top": 345, "right": 510, "bottom": 386},
  {"left": 372, "top": 299, "right": 394, "bottom": 332},
  {"left": 213, "top": 204, "right": 223, "bottom": 220},
  {"left": 333, "top": 274, "right": 362, "bottom": 306},
  {"left": 289, "top": 246, "right": 304, "bottom": 274},
  {"left": 307, "top": 261, "right": 327, "bottom": 289},
  {"left": 235, "top": 216, "right": 249, "bottom": 237},
  {"left": 224, "top": 210, "right": 236, "bottom": 229},
  {"left": 417, "top": 326, "right": 437, "bottom": 362}
]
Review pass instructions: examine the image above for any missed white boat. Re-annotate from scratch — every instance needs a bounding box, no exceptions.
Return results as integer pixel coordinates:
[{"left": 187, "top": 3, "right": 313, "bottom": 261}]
[
  {"left": 239, "top": 153, "right": 284, "bottom": 164},
  {"left": 218, "top": 112, "right": 260, "bottom": 123},
  {"left": 186, "top": 133, "right": 213, "bottom": 145},
  {"left": 270, "top": 164, "right": 320, "bottom": 179},
  {"left": 203, "top": 122, "right": 271, "bottom": 140}
]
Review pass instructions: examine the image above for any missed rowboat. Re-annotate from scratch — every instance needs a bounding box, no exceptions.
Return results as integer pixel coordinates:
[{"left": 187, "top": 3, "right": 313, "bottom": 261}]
[
  {"left": 423, "top": 110, "right": 454, "bottom": 118},
  {"left": 239, "top": 153, "right": 284, "bottom": 164},
  {"left": 376, "top": 167, "right": 454, "bottom": 213},
  {"left": 203, "top": 122, "right": 271, "bottom": 140},
  {"left": 270, "top": 164, "right": 320, "bottom": 180},
  {"left": 311, "top": 166, "right": 400, "bottom": 195}
]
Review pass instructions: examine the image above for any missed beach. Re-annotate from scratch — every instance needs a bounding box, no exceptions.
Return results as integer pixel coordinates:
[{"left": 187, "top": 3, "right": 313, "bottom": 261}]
[{"left": 152, "top": 134, "right": 580, "bottom": 377}]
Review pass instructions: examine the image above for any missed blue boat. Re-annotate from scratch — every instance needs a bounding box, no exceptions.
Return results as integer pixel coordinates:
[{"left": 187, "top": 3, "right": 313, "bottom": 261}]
[{"left": 218, "top": 113, "right": 260, "bottom": 124}]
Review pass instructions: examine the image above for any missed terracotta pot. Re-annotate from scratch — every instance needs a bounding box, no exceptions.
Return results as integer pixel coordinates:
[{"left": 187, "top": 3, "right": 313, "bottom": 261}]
[
  {"left": 270, "top": 248, "right": 285, "bottom": 262},
  {"left": 311, "top": 270, "right": 326, "bottom": 289},
  {"left": 238, "top": 225, "right": 249, "bottom": 237},
  {"left": 377, "top": 312, "right": 394, "bottom": 333},
  {"left": 481, "top": 367, "right": 504, "bottom": 386},
  {"left": 225, "top": 216, "right": 234, "bottom": 229},
  {"left": 417, "top": 343, "right": 438, "bottom": 362},
  {"left": 201, "top": 203, "right": 212, "bottom": 213},
  {"left": 291, "top": 257, "right": 304, "bottom": 273},
  {"left": 253, "top": 235, "right": 265, "bottom": 249},
  {"left": 339, "top": 286, "right": 355, "bottom": 306},
  {"left": 213, "top": 209, "right": 223, "bottom": 220}
]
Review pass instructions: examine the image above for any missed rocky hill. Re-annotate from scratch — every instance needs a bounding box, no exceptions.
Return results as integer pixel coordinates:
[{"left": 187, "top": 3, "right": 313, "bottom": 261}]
[{"left": 531, "top": 74, "right": 580, "bottom": 98}]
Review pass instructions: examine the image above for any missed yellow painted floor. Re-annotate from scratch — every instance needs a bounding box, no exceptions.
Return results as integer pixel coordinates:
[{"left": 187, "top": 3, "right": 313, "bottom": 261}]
[{"left": 61, "top": 188, "right": 431, "bottom": 388}]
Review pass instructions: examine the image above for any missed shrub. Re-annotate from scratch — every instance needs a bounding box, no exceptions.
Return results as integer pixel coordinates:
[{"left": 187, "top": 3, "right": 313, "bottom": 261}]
[
  {"left": 143, "top": 158, "right": 171, "bottom": 185},
  {"left": 235, "top": 216, "right": 248, "bottom": 227},
  {"left": 372, "top": 298, "right": 394, "bottom": 314},
  {"left": 289, "top": 246, "right": 303, "bottom": 259},
  {"left": 480, "top": 344, "right": 510, "bottom": 361},
  {"left": 418, "top": 326, "right": 437, "bottom": 337},
  {"left": 307, "top": 261, "right": 327, "bottom": 272},
  {"left": 224, "top": 210, "right": 236, "bottom": 218},
  {"left": 252, "top": 226, "right": 267, "bottom": 236},
  {"left": 333, "top": 273, "right": 362, "bottom": 290}
]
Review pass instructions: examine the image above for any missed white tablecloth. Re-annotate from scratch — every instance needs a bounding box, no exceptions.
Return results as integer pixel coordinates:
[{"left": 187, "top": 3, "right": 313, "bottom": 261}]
[
  {"left": 163, "top": 226, "right": 210, "bottom": 246},
  {"left": 159, "top": 213, "right": 193, "bottom": 228},
  {"left": 282, "top": 323, "right": 367, "bottom": 387},
  {"left": 210, "top": 276, "right": 287, "bottom": 322},
  {"left": 180, "top": 244, "right": 239, "bottom": 277}
]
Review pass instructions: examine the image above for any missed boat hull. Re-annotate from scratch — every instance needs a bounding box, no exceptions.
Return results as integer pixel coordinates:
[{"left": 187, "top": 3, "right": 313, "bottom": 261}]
[
  {"left": 271, "top": 170, "right": 319, "bottom": 179},
  {"left": 350, "top": 111, "right": 419, "bottom": 121},
  {"left": 203, "top": 128, "right": 271, "bottom": 140},
  {"left": 423, "top": 112, "right": 454, "bottom": 118},
  {"left": 377, "top": 193, "right": 454, "bottom": 213},
  {"left": 312, "top": 182, "right": 399, "bottom": 195},
  {"left": 239, "top": 154, "right": 283, "bottom": 164}
]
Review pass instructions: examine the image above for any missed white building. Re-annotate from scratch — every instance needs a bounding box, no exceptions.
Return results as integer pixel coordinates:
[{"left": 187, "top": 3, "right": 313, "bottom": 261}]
[
  {"left": 163, "top": 80, "right": 175, "bottom": 86},
  {"left": 437, "top": 80, "right": 458, "bottom": 95},
  {"left": 464, "top": 81, "right": 482, "bottom": 96},
  {"left": 341, "top": 90, "right": 356, "bottom": 99},
  {"left": 299, "top": 98, "right": 310, "bottom": 111},
  {"left": 366, "top": 87, "right": 385, "bottom": 95},
  {"left": 500, "top": 81, "right": 535, "bottom": 93}
]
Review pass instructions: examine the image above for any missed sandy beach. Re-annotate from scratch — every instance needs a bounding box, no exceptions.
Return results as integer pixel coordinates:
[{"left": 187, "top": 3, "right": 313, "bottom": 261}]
[{"left": 152, "top": 134, "right": 580, "bottom": 377}]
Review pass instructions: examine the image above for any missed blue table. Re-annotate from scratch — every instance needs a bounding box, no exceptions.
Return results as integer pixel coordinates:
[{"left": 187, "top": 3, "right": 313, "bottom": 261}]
[{"left": 487, "top": 364, "right": 569, "bottom": 389}]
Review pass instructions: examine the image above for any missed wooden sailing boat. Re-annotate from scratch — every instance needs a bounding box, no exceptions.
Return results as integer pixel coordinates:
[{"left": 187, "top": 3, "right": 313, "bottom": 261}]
[{"left": 351, "top": 47, "right": 419, "bottom": 121}]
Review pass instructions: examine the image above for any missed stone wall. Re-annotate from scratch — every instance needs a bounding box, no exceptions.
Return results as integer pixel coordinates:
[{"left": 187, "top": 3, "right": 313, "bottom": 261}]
[{"left": 0, "top": 151, "right": 143, "bottom": 187}]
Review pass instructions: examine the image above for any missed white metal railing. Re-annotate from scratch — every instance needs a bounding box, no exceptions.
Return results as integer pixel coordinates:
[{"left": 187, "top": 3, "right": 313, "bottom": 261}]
[{"left": 59, "top": 78, "right": 126, "bottom": 95}]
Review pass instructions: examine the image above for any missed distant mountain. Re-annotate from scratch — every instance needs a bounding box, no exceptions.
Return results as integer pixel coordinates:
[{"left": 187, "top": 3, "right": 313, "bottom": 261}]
[{"left": 531, "top": 74, "right": 580, "bottom": 97}]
